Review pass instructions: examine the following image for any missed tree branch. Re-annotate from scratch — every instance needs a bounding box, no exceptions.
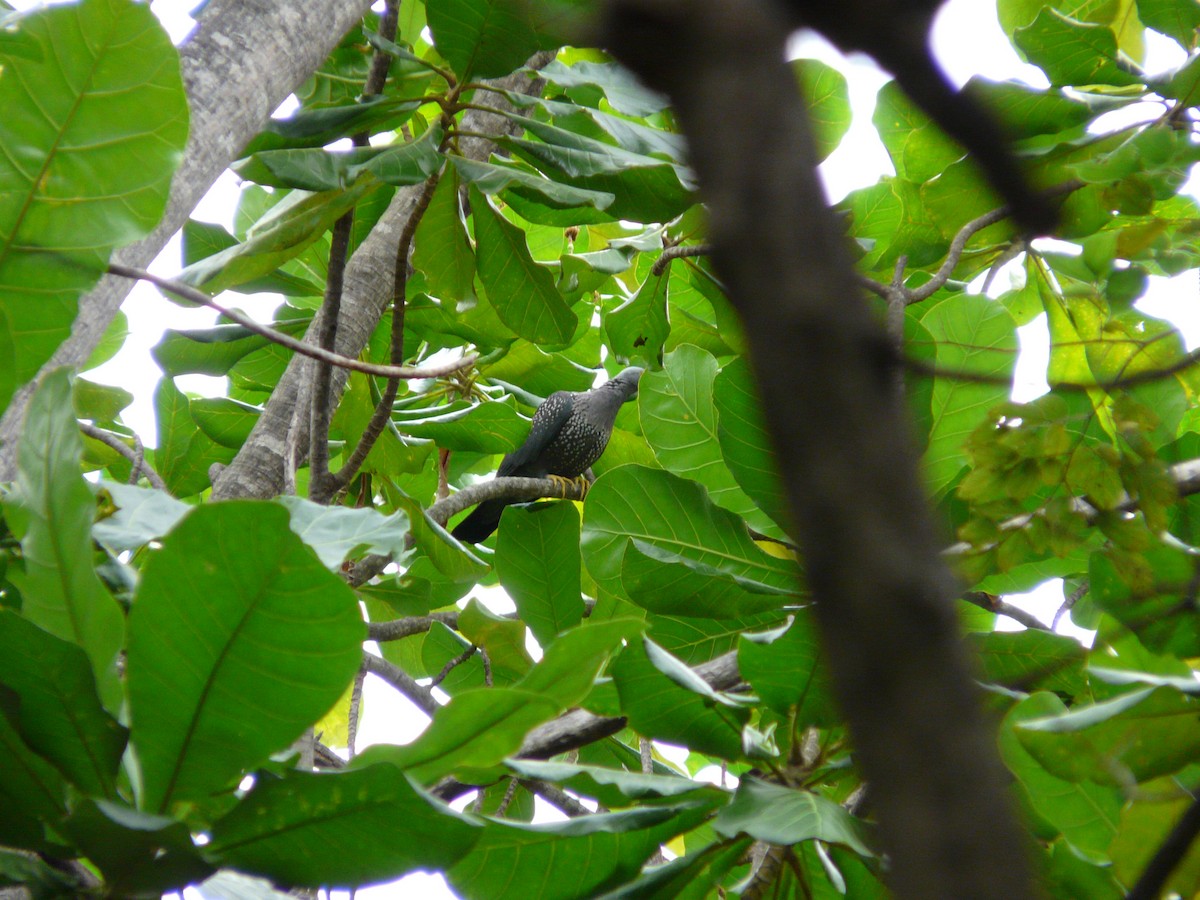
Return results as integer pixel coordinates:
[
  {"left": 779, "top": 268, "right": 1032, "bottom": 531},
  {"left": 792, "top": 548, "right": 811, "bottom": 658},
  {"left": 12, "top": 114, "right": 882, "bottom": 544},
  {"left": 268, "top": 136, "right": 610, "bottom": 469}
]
[
  {"left": 78, "top": 422, "right": 169, "bottom": 492},
  {"left": 600, "top": 1, "right": 1036, "bottom": 896},
  {"left": 361, "top": 651, "right": 438, "bottom": 718},
  {"left": 106, "top": 265, "right": 476, "bottom": 381}
]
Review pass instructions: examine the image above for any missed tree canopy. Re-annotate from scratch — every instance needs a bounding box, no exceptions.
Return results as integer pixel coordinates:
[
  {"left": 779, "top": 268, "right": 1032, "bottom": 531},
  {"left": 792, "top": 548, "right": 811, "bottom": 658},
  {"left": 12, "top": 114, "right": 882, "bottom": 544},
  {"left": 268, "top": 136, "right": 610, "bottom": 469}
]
[{"left": 4, "top": 0, "right": 1200, "bottom": 897}]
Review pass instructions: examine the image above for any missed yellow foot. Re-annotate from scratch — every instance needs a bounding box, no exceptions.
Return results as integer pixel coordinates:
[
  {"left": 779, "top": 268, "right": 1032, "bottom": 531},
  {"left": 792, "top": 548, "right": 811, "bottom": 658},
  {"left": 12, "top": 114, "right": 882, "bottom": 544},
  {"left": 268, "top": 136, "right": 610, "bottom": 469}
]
[{"left": 547, "top": 474, "right": 590, "bottom": 499}]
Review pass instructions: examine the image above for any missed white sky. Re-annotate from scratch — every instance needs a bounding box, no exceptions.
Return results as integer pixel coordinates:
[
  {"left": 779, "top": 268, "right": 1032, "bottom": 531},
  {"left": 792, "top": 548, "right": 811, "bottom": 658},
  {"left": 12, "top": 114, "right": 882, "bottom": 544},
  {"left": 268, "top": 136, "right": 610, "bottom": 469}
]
[{"left": 12, "top": 0, "right": 1200, "bottom": 896}]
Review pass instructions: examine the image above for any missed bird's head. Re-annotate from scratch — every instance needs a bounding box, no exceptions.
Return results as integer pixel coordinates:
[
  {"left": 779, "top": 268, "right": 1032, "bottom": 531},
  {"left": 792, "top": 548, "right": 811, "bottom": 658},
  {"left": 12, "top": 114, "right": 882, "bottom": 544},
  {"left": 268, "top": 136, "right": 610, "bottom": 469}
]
[{"left": 611, "top": 366, "right": 644, "bottom": 400}]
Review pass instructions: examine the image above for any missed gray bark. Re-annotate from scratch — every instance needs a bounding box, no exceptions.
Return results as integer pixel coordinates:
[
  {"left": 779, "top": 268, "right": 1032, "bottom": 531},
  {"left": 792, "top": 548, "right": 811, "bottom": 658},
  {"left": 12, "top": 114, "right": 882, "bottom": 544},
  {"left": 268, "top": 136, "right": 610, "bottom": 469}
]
[
  {"left": 0, "top": 0, "right": 374, "bottom": 479},
  {"left": 212, "top": 59, "right": 554, "bottom": 501},
  {"left": 601, "top": 1, "right": 1037, "bottom": 897}
]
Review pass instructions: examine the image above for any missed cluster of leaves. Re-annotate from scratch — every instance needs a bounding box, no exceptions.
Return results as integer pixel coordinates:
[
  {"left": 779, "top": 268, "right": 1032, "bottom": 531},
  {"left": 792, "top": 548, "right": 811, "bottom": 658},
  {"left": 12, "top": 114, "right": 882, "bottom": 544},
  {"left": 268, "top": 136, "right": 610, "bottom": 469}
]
[{"left": 6, "top": 0, "right": 1200, "bottom": 895}]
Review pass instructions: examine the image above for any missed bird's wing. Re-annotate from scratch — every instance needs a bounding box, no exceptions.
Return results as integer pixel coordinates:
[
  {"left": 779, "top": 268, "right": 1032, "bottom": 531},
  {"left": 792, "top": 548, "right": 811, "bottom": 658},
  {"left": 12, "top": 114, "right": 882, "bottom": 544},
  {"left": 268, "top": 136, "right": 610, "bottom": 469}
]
[{"left": 497, "top": 391, "right": 574, "bottom": 477}]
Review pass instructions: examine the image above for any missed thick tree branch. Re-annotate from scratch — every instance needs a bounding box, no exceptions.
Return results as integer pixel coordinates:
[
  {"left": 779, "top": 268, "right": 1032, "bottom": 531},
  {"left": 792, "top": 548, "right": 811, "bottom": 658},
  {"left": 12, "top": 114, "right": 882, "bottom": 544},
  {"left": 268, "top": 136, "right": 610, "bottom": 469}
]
[{"left": 599, "top": 1, "right": 1036, "bottom": 896}]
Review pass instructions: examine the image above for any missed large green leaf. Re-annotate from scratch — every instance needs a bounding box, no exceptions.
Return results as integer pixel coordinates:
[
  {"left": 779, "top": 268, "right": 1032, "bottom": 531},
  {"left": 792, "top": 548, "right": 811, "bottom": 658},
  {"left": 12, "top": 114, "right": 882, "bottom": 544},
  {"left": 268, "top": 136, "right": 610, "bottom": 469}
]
[
  {"left": 426, "top": 0, "right": 549, "bottom": 80},
  {"left": 355, "top": 688, "right": 560, "bottom": 784},
  {"left": 0, "top": 704, "right": 68, "bottom": 853},
  {"left": 640, "top": 345, "right": 765, "bottom": 526},
  {"left": 2, "top": 370, "right": 123, "bottom": 707},
  {"left": 0, "top": 0, "right": 187, "bottom": 415},
  {"left": 1014, "top": 9, "right": 1142, "bottom": 88},
  {"left": 604, "top": 269, "right": 670, "bottom": 366},
  {"left": 738, "top": 613, "right": 837, "bottom": 724},
  {"left": 537, "top": 59, "right": 670, "bottom": 118},
  {"left": 505, "top": 759, "right": 716, "bottom": 809},
  {"left": 412, "top": 166, "right": 476, "bottom": 305},
  {"left": 452, "top": 156, "right": 615, "bottom": 225},
  {"left": 91, "top": 481, "right": 190, "bottom": 552},
  {"left": 919, "top": 293, "right": 1017, "bottom": 493},
  {"left": 127, "top": 503, "right": 365, "bottom": 813},
  {"left": 794, "top": 58, "right": 852, "bottom": 163},
  {"left": 713, "top": 778, "right": 874, "bottom": 856},
  {"left": 393, "top": 395, "right": 530, "bottom": 454},
  {"left": 152, "top": 378, "right": 236, "bottom": 498},
  {"left": 277, "top": 496, "right": 411, "bottom": 570},
  {"left": 502, "top": 117, "right": 694, "bottom": 223},
  {"left": 611, "top": 638, "right": 749, "bottom": 761},
  {"left": 1015, "top": 685, "right": 1200, "bottom": 785},
  {"left": 0, "top": 611, "right": 126, "bottom": 798},
  {"left": 713, "top": 356, "right": 791, "bottom": 533},
  {"left": 232, "top": 126, "right": 443, "bottom": 191},
  {"left": 581, "top": 465, "right": 800, "bottom": 599},
  {"left": 178, "top": 177, "right": 382, "bottom": 294},
  {"left": 62, "top": 800, "right": 212, "bottom": 897},
  {"left": 470, "top": 186, "right": 576, "bottom": 345},
  {"left": 999, "top": 693, "right": 1122, "bottom": 863},
  {"left": 446, "top": 802, "right": 714, "bottom": 900},
  {"left": 207, "top": 765, "right": 479, "bottom": 888},
  {"left": 496, "top": 501, "right": 586, "bottom": 647}
]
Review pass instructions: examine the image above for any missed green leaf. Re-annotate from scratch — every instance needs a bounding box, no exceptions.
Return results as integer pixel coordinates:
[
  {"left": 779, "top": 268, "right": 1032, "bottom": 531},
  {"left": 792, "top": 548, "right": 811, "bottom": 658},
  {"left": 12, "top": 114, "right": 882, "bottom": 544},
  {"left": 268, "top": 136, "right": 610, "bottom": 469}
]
[
  {"left": 969, "top": 629, "right": 1086, "bottom": 696},
  {"left": 999, "top": 693, "right": 1122, "bottom": 863},
  {"left": 62, "top": 799, "right": 212, "bottom": 897},
  {"left": 1014, "top": 9, "right": 1142, "bottom": 88},
  {"left": 0, "top": 611, "right": 126, "bottom": 798},
  {"left": 738, "top": 613, "right": 837, "bottom": 723},
  {"left": 713, "top": 357, "right": 791, "bottom": 533},
  {"left": 452, "top": 156, "right": 616, "bottom": 225},
  {"left": 181, "top": 221, "right": 324, "bottom": 297},
  {"left": 446, "top": 802, "right": 714, "bottom": 900},
  {"left": 427, "top": 0, "right": 548, "bottom": 80},
  {"left": 503, "top": 117, "right": 695, "bottom": 223},
  {"left": 1015, "top": 685, "right": 1200, "bottom": 785},
  {"left": 621, "top": 539, "right": 797, "bottom": 618},
  {"left": 795, "top": 58, "right": 851, "bottom": 163},
  {"left": 873, "top": 81, "right": 965, "bottom": 184},
  {"left": 191, "top": 397, "right": 260, "bottom": 450},
  {"left": 232, "top": 127, "right": 443, "bottom": 191},
  {"left": 612, "top": 638, "right": 749, "bottom": 761},
  {"left": 604, "top": 270, "right": 670, "bottom": 366},
  {"left": 72, "top": 377, "right": 132, "bottom": 426},
  {"left": 919, "top": 293, "right": 1017, "bottom": 493},
  {"left": 470, "top": 186, "right": 576, "bottom": 345},
  {"left": 640, "top": 345, "right": 766, "bottom": 526},
  {"left": 459, "top": 597, "right": 534, "bottom": 680},
  {"left": 178, "top": 177, "right": 381, "bottom": 294},
  {"left": 153, "top": 323, "right": 271, "bottom": 378},
  {"left": 127, "top": 503, "right": 365, "bottom": 812},
  {"left": 0, "top": 0, "right": 187, "bottom": 415},
  {"left": 356, "top": 688, "right": 560, "bottom": 784},
  {"left": 208, "top": 764, "right": 479, "bottom": 887},
  {"left": 582, "top": 465, "right": 800, "bottom": 599},
  {"left": 0, "top": 697, "right": 68, "bottom": 853},
  {"left": 240, "top": 95, "right": 424, "bottom": 154},
  {"left": 276, "top": 496, "right": 411, "bottom": 570},
  {"left": 2, "top": 370, "right": 123, "bottom": 707},
  {"left": 413, "top": 166, "right": 476, "bottom": 305},
  {"left": 1137, "top": 0, "right": 1200, "bottom": 46},
  {"left": 517, "top": 618, "right": 643, "bottom": 709},
  {"left": 504, "top": 759, "right": 715, "bottom": 808},
  {"left": 392, "top": 493, "right": 490, "bottom": 582},
  {"left": 538, "top": 59, "right": 669, "bottom": 118},
  {"left": 153, "top": 378, "right": 236, "bottom": 497},
  {"left": 714, "top": 778, "right": 874, "bottom": 856},
  {"left": 395, "top": 396, "right": 531, "bottom": 455},
  {"left": 92, "top": 481, "right": 189, "bottom": 552},
  {"left": 496, "top": 501, "right": 586, "bottom": 647}
]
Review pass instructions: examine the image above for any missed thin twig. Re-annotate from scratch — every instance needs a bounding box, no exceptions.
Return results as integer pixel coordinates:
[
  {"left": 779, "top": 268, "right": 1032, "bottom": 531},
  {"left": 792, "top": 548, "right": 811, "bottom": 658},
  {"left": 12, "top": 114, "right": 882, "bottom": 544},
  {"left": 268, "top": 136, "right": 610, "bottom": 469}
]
[
  {"left": 347, "top": 666, "right": 367, "bottom": 759},
  {"left": 481, "top": 648, "right": 493, "bottom": 687},
  {"left": 651, "top": 242, "right": 710, "bottom": 276},
  {"left": 494, "top": 777, "right": 521, "bottom": 817},
  {"left": 429, "top": 645, "right": 478, "bottom": 689},
  {"left": 960, "top": 591, "right": 1049, "bottom": 631},
  {"left": 106, "top": 264, "right": 476, "bottom": 380},
  {"left": 78, "top": 422, "right": 169, "bottom": 492},
  {"left": 308, "top": 211, "right": 355, "bottom": 503},
  {"left": 361, "top": 651, "right": 439, "bottom": 717}
]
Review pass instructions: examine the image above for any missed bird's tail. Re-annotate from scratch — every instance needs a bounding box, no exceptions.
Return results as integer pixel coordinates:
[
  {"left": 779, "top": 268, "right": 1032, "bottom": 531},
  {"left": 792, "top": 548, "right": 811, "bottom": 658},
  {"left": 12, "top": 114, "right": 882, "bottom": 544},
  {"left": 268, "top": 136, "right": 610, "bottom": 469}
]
[{"left": 450, "top": 499, "right": 508, "bottom": 544}]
